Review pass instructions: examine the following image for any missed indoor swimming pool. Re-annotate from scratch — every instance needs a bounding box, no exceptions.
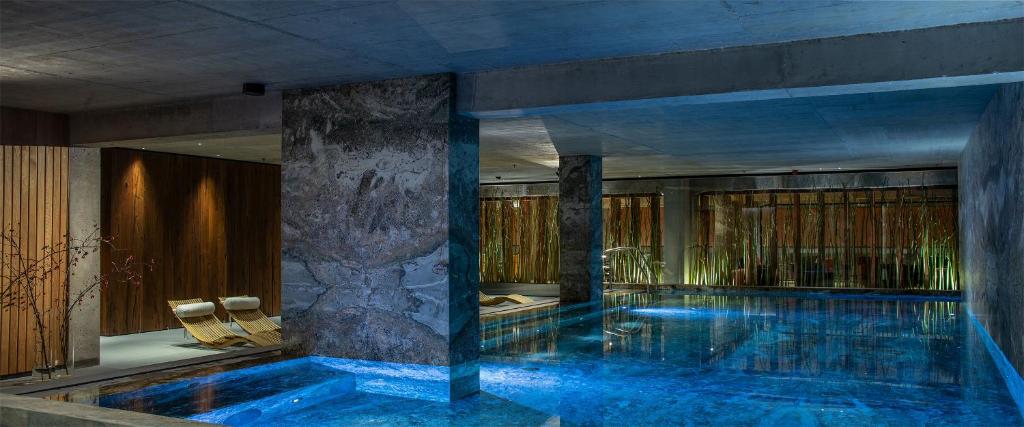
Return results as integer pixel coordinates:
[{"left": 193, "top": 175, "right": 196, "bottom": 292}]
[{"left": 51, "top": 292, "right": 1023, "bottom": 426}]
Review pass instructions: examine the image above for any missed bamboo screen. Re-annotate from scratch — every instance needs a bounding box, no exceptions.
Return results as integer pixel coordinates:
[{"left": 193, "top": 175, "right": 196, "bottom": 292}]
[
  {"left": 689, "top": 186, "right": 959, "bottom": 290},
  {"left": 479, "top": 194, "right": 664, "bottom": 284},
  {"left": 480, "top": 196, "right": 560, "bottom": 284},
  {"left": 603, "top": 194, "right": 663, "bottom": 283}
]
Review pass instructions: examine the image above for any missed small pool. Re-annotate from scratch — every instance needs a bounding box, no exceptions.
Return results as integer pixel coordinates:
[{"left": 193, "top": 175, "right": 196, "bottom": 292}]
[{"left": 54, "top": 292, "right": 1023, "bottom": 425}]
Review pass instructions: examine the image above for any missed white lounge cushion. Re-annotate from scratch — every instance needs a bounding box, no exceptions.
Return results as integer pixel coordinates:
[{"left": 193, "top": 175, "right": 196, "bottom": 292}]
[
  {"left": 223, "top": 296, "right": 261, "bottom": 311},
  {"left": 174, "top": 302, "right": 215, "bottom": 318}
]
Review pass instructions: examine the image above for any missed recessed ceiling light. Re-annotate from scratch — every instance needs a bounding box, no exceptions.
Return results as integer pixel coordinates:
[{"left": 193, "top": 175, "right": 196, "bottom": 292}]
[{"left": 197, "top": 142, "right": 203, "bottom": 146}]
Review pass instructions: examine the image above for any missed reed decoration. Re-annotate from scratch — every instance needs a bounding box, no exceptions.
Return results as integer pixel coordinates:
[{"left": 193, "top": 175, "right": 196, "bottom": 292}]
[
  {"left": 688, "top": 186, "right": 959, "bottom": 290},
  {"left": 480, "top": 194, "right": 664, "bottom": 284}
]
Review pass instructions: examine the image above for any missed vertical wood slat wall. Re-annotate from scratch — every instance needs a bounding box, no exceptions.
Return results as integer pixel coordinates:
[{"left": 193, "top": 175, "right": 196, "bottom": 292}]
[
  {"left": 1, "top": 146, "right": 69, "bottom": 377},
  {"left": 101, "top": 149, "right": 281, "bottom": 335}
]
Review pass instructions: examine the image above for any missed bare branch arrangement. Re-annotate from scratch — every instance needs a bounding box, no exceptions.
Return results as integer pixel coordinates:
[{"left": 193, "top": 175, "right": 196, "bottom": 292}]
[{"left": 0, "top": 225, "right": 153, "bottom": 379}]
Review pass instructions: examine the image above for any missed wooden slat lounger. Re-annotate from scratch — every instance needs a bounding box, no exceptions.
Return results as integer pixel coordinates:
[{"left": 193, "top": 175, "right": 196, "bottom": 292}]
[
  {"left": 479, "top": 292, "right": 534, "bottom": 307},
  {"left": 167, "top": 299, "right": 276, "bottom": 348},
  {"left": 218, "top": 297, "right": 282, "bottom": 345}
]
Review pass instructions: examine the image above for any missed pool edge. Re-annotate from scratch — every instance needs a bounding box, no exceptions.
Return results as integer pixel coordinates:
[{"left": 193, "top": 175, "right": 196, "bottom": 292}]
[{"left": 968, "top": 309, "right": 1024, "bottom": 418}]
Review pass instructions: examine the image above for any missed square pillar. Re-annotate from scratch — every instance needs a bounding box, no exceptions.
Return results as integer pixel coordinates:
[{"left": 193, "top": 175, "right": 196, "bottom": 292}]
[
  {"left": 662, "top": 185, "right": 692, "bottom": 284},
  {"left": 280, "top": 74, "right": 480, "bottom": 400},
  {"left": 68, "top": 147, "right": 102, "bottom": 369},
  {"left": 558, "top": 155, "right": 603, "bottom": 303}
]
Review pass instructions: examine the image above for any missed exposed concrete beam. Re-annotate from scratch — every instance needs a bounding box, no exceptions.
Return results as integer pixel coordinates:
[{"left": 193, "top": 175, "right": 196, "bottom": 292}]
[
  {"left": 69, "top": 92, "right": 281, "bottom": 145},
  {"left": 458, "top": 19, "right": 1024, "bottom": 118}
]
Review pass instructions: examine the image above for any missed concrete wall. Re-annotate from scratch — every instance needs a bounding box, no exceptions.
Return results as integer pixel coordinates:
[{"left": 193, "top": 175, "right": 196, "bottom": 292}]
[
  {"left": 67, "top": 147, "right": 102, "bottom": 368},
  {"left": 69, "top": 93, "right": 281, "bottom": 145},
  {"left": 280, "top": 74, "right": 479, "bottom": 399},
  {"left": 959, "top": 82, "right": 1024, "bottom": 376}
]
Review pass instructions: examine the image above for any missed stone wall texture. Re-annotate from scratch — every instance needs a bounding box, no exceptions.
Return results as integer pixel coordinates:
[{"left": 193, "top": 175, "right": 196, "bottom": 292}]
[
  {"left": 557, "top": 155, "right": 603, "bottom": 303},
  {"left": 280, "top": 74, "right": 479, "bottom": 397},
  {"left": 960, "top": 82, "right": 1024, "bottom": 375}
]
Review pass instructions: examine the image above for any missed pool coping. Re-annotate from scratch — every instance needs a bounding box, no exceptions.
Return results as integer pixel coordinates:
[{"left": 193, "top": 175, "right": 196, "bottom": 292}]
[
  {"left": 968, "top": 310, "right": 1024, "bottom": 418},
  {"left": 0, "top": 394, "right": 217, "bottom": 426}
]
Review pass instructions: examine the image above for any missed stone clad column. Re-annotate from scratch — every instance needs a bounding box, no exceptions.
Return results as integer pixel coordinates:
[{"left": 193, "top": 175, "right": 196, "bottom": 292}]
[
  {"left": 558, "top": 155, "right": 603, "bottom": 303},
  {"left": 280, "top": 74, "right": 480, "bottom": 400}
]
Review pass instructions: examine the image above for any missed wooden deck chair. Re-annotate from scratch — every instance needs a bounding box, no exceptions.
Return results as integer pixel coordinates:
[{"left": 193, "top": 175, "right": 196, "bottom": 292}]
[
  {"left": 479, "top": 292, "right": 534, "bottom": 306},
  {"left": 167, "top": 299, "right": 275, "bottom": 348},
  {"left": 218, "top": 296, "right": 281, "bottom": 345}
]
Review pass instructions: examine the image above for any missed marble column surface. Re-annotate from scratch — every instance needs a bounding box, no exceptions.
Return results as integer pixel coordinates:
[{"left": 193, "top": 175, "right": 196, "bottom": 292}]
[
  {"left": 558, "top": 155, "right": 603, "bottom": 303},
  {"left": 281, "top": 74, "right": 479, "bottom": 399},
  {"left": 960, "top": 81, "right": 1024, "bottom": 375}
]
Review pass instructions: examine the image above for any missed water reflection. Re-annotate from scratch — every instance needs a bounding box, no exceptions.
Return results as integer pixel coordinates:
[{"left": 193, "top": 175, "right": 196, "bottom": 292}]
[
  {"left": 484, "top": 292, "right": 964, "bottom": 383},
  {"left": 476, "top": 292, "right": 1018, "bottom": 425}
]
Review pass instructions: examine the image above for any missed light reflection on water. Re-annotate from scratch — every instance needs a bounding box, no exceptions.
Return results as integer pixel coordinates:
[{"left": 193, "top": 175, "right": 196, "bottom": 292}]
[{"left": 52, "top": 292, "right": 1021, "bottom": 426}]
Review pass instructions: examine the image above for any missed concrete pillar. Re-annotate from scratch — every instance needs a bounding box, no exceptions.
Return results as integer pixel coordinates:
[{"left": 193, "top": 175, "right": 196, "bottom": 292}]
[
  {"left": 280, "top": 74, "right": 480, "bottom": 400},
  {"left": 661, "top": 187, "right": 687, "bottom": 284},
  {"left": 68, "top": 147, "right": 101, "bottom": 368},
  {"left": 557, "top": 155, "right": 603, "bottom": 303},
  {"left": 679, "top": 187, "right": 693, "bottom": 284}
]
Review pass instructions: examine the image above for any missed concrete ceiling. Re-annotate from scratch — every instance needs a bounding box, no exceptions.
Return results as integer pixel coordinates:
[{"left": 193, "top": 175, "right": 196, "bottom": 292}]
[
  {"left": 480, "top": 84, "right": 1000, "bottom": 182},
  {"left": 2, "top": 0, "right": 1022, "bottom": 112},
  {"left": 99, "top": 85, "right": 999, "bottom": 180}
]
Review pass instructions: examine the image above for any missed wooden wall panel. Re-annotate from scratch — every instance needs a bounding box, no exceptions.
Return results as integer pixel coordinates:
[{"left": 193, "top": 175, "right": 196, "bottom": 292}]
[
  {"left": 101, "top": 149, "right": 280, "bottom": 335},
  {"left": 0, "top": 146, "right": 69, "bottom": 377}
]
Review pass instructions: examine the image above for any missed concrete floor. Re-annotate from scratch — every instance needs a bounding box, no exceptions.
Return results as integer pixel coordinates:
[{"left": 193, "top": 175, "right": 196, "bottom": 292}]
[
  {"left": 97, "top": 317, "right": 281, "bottom": 371},
  {"left": 4, "top": 300, "right": 549, "bottom": 386},
  {"left": 94, "top": 295, "right": 559, "bottom": 370},
  {"left": 93, "top": 298, "right": 559, "bottom": 368}
]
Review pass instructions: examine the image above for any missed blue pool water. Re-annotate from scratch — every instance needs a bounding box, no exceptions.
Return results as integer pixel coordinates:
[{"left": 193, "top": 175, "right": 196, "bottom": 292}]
[{"left": 60, "top": 292, "right": 1023, "bottom": 425}]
